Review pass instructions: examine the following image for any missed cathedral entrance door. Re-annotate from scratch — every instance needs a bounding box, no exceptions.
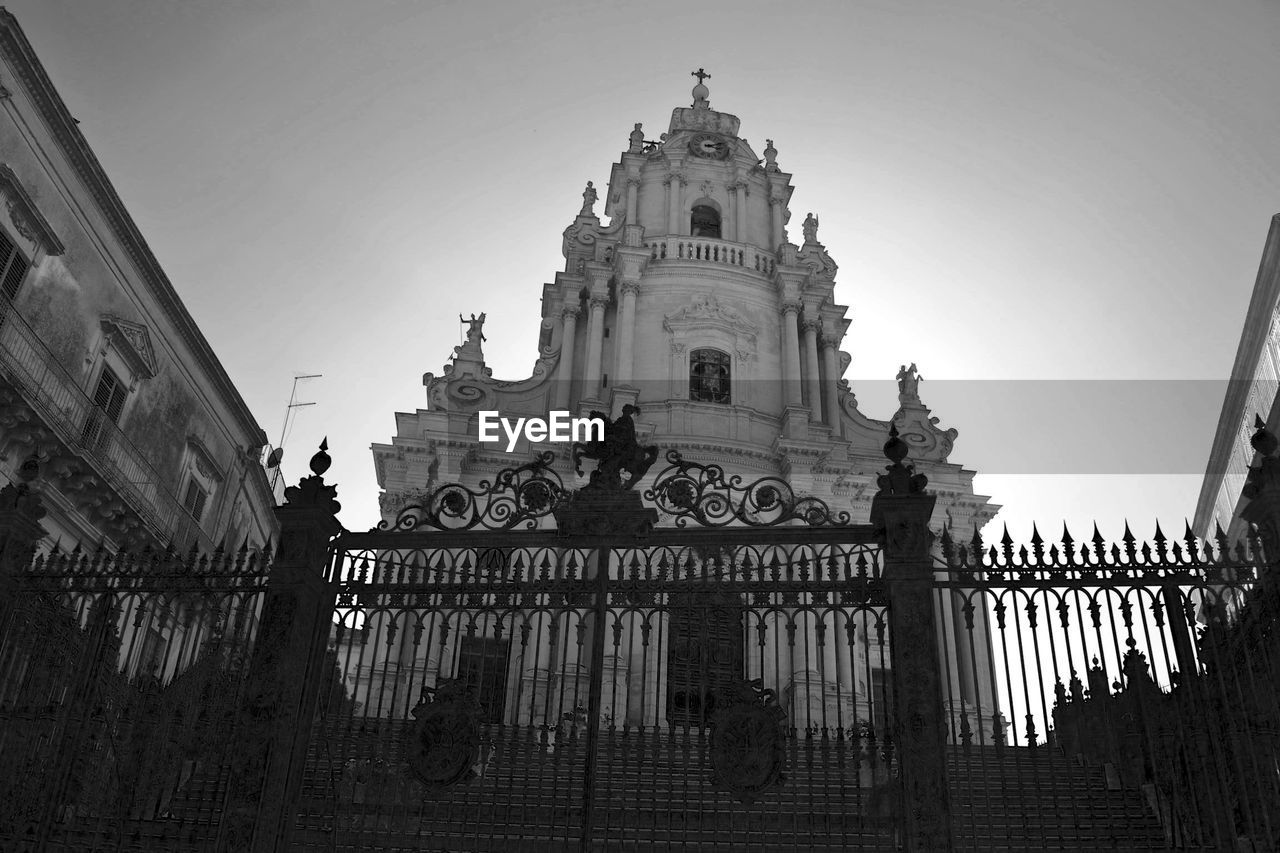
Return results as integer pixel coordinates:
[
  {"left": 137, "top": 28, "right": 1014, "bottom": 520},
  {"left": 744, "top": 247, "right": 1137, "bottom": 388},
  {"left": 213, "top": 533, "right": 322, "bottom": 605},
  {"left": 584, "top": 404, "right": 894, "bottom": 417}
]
[
  {"left": 457, "top": 635, "right": 510, "bottom": 723},
  {"left": 666, "top": 591, "right": 744, "bottom": 727}
]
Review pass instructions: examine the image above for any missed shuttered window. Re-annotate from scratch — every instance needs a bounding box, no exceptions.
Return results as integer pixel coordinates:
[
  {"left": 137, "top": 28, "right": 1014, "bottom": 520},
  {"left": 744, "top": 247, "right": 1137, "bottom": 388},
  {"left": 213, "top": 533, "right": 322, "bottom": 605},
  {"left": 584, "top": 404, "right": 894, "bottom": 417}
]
[
  {"left": 0, "top": 228, "right": 29, "bottom": 301},
  {"left": 93, "top": 367, "right": 128, "bottom": 424},
  {"left": 183, "top": 480, "right": 208, "bottom": 523},
  {"left": 81, "top": 366, "right": 128, "bottom": 446}
]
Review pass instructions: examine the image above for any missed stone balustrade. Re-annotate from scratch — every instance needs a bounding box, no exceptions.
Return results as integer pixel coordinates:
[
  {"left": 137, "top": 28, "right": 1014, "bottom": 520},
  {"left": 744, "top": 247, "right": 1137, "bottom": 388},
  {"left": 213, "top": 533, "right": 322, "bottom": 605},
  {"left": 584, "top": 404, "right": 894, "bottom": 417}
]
[{"left": 644, "top": 236, "right": 777, "bottom": 276}]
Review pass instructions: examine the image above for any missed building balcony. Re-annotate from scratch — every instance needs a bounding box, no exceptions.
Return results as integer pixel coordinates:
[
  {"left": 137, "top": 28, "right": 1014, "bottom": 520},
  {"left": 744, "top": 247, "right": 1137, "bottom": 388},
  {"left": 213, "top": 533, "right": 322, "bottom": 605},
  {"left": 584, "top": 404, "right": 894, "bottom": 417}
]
[
  {"left": 642, "top": 235, "right": 777, "bottom": 277},
  {"left": 0, "top": 295, "right": 210, "bottom": 549}
]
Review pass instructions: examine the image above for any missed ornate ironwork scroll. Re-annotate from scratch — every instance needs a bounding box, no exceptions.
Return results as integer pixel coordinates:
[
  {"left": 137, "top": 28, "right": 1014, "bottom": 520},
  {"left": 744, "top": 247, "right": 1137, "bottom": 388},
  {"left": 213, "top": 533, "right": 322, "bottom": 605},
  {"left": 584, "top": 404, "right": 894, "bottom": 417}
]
[
  {"left": 646, "top": 450, "right": 852, "bottom": 527},
  {"left": 404, "top": 678, "right": 484, "bottom": 789},
  {"left": 707, "top": 678, "right": 787, "bottom": 803},
  {"left": 379, "top": 451, "right": 567, "bottom": 531}
]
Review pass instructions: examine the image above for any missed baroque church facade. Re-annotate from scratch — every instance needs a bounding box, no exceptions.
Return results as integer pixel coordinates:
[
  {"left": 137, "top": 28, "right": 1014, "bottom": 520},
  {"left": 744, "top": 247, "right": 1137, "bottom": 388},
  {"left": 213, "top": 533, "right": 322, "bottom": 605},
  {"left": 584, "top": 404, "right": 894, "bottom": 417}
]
[{"left": 370, "top": 76, "right": 999, "bottom": 735}]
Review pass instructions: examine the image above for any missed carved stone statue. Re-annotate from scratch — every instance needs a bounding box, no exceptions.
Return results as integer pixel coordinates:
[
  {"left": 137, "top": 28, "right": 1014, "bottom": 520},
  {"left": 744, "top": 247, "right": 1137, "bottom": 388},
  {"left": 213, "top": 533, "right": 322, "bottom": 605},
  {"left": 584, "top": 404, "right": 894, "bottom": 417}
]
[
  {"left": 629, "top": 122, "right": 644, "bottom": 153},
  {"left": 580, "top": 181, "right": 598, "bottom": 216},
  {"left": 460, "top": 313, "right": 487, "bottom": 345},
  {"left": 571, "top": 404, "right": 659, "bottom": 492},
  {"left": 896, "top": 362, "right": 922, "bottom": 397},
  {"left": 802, "top": 213, "right": 819, "bottom": 244}
]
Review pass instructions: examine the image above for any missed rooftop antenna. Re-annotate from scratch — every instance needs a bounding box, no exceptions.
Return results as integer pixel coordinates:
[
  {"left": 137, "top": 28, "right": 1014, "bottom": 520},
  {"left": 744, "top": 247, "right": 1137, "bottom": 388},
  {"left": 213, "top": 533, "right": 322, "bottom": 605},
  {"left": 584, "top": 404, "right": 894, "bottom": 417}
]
[{"left": 269, "top": 373, "right": 321, "bottom": 494}]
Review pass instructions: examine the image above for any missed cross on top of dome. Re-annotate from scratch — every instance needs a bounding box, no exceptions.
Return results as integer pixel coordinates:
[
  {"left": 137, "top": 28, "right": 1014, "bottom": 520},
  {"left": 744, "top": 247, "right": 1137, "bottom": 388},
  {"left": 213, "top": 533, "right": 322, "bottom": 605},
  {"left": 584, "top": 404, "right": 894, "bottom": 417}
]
[{"left": 691, "top": 67, "right": 711, "bottom": 105}]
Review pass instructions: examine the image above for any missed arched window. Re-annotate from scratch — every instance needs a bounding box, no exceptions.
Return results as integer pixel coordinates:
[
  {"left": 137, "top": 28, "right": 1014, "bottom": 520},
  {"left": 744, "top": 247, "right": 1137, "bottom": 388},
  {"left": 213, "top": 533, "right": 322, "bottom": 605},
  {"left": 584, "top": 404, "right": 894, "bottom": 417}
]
[
  {"left": 689, "top": 348, "right": 730, "bottom": 403},
  {"left": 690, "top": 205, "right": 721, "bottom": 239}
]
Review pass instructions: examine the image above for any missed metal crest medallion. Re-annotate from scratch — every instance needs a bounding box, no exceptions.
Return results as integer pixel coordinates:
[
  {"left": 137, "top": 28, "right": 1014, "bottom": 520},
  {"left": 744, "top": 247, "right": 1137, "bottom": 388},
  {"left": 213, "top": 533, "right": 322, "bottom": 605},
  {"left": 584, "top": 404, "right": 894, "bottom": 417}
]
[
  {"left": 708, "top": 678, "right": 787, "bottom": 803},
  {"left": 405, "top": 678, "right": 482, "bottom": 789}
]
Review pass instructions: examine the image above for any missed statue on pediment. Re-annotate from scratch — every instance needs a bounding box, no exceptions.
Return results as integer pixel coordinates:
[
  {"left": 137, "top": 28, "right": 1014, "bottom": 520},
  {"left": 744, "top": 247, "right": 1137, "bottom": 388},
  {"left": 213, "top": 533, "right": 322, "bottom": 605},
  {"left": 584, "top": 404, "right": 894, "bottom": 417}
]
[
  {"left": 460, "top": 313, "right": 486, "bottom": 346},
  {"left": 580, "top": 181, "right": 598, "bottom": 216},
  {"left": 802, "top": 213, "right": 819, "bottom": 244},
  {"left": 897, "top": 362, "right": 921, "bottom": 398}
]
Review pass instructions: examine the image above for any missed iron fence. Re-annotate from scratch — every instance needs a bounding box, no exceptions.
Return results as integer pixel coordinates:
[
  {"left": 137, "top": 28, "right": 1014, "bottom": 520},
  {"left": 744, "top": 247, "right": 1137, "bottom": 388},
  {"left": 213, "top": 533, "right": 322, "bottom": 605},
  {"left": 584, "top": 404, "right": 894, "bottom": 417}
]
[
  {"left": 938, "top": 522, "right": 1280, "bottom": 850},
  {"left": 0, "top": 543, "right": 271, "bottom": 852}
]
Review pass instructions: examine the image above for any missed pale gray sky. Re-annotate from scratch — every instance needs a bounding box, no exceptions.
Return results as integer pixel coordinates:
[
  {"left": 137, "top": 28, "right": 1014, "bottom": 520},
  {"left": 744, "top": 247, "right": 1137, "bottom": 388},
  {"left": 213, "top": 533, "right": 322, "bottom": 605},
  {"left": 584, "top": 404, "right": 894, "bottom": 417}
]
[{"left": 8, "top": 0, "right": 1280, "bottom": 539}]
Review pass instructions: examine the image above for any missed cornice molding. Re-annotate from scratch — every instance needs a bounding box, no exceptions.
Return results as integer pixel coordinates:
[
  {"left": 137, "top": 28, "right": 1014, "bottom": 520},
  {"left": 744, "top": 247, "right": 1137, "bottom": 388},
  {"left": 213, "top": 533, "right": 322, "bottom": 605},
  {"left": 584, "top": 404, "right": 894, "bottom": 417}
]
[{"left": 0, "top": 12, "right": 267, "bottom": 450}]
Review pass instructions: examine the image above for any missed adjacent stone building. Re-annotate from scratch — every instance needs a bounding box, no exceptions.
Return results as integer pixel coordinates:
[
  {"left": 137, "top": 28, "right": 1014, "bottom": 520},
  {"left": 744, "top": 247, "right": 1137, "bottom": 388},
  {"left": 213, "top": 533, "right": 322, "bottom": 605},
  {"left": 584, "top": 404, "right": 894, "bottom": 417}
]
[
  {"left": 1196, "top": 213, "right": 1280, "bottom": 543},
  {"left": 0, "top": 10, "right": 278, "bottom": 554},
  {"left": 370, "top": 77, "right": 1000, "bottom": 734}
]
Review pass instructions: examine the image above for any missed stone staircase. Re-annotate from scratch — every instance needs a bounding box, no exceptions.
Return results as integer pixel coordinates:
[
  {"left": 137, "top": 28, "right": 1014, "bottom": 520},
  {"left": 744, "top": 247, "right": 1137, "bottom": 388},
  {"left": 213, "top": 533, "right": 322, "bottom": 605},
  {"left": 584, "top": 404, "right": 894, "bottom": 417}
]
[
  {"left": 948, "top": 746, "right": 1176, "bottom": 851},
  {"left": 282, "top": 727, "right": 1183, "bottom": 851}
]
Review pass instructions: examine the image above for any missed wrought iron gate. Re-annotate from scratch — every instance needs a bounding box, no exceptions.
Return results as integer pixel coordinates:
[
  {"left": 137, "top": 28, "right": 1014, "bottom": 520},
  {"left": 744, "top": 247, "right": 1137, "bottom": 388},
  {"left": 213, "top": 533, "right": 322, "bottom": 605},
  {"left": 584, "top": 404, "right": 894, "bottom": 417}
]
[
  {"left": 10, "top": 422, "right": 1280, "bottom": 850},
  {"left": 291, "top": 450, "right": 901, "bottom": 851}
]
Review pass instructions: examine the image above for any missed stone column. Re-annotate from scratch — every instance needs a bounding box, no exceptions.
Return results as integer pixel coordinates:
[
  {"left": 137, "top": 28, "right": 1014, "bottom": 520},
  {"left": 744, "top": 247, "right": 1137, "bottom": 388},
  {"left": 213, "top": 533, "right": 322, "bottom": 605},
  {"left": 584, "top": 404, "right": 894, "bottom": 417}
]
[
  {"left": 780, "top": 303, "right": 803, "bottom": 407},
  {"left": 665, "top": 173, "right": 685, "bottom": 235},
  {"left": 870, "top": 426, "right": 951, "bottom": 851},
  {"left": 219, "top": 442, "right": 342, "bottom": 853},
  {"left": 582, "top": 295, "right": 608, "bottom": 400},
  {"left": 731, "top": 181, "right": 748, "bottom": 243},
  {"left": 614, "top": 281, "right": 639, "bottom": 386},
  {"left": 555, "top": 304, "right": 580, "bottom": 409},
  {"left": 625, "top": 177, "right": 640, "bottom": 223},
  {"left": 821, "top": 337, "right": 842, "bottom": 435},
  {"left": 769, "top": 196, "right": 786, "bottom": 249},
  {"left": 802, "top": 317, "right": 823, "bottom": 421}
]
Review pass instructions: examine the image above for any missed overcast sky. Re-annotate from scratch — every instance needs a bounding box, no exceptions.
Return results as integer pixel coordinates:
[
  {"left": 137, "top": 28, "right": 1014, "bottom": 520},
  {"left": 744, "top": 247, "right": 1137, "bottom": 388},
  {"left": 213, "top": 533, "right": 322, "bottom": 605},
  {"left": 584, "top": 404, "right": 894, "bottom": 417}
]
[{"left": 7, "top": 0, "right": 1279, "bottom": 541}]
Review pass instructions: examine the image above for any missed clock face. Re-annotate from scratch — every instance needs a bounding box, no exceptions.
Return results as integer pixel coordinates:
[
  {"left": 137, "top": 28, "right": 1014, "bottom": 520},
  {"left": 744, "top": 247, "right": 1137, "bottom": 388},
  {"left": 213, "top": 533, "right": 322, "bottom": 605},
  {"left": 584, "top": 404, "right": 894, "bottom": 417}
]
[{"left": 689, "top": 134, "right": 729, "bottom": 159}]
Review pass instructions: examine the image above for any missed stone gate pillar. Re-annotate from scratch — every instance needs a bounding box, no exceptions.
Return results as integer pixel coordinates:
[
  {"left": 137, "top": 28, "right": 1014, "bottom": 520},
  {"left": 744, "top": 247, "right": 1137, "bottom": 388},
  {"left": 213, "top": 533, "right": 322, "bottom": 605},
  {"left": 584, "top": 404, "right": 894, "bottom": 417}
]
[
  {"left": 218, "top": 441, "right": 342, "bottom": 853},
  {"left": 870, "top": 425, "right": 951, "bottom": 852}
]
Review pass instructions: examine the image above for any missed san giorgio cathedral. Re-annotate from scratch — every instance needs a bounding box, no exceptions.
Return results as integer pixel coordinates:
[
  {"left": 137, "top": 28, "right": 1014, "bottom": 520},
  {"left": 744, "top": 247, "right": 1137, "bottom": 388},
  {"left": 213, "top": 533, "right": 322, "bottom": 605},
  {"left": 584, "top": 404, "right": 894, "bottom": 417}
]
[{"left": 370, "top": 73, "right": 999, "bottom": 733}]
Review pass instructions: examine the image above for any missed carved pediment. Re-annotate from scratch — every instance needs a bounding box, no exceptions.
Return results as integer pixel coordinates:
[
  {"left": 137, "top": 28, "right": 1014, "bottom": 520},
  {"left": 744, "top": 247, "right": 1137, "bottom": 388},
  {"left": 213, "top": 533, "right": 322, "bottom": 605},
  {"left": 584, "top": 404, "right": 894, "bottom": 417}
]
[
  {"left": 796, "top": 242, "right": 837, "bottom": 281},
  {"left": 664, "top": 293, "right": 758, "bottom": 341},
  {"left": 186, "top": 434, "right": 224, "bottom": 482},
  {"left": 891, "top": 400, "right": 958, "bottom": 463},
  {"left": 423, "top": 344, "right": 559, "bottom": 413},
  {"left": 0, "top": 163, "right": 64, "bottom": 255},
  {"left": 100, "top": 315, "right": 157, "bottom": 380}
]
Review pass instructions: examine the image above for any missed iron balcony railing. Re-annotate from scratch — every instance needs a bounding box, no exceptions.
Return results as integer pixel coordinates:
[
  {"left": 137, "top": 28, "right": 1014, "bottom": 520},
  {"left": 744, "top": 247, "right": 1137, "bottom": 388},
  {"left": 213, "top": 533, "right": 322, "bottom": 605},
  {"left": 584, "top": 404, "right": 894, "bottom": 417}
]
[{"left": 0, "top": 293, "right": 209, "bottom": 548}]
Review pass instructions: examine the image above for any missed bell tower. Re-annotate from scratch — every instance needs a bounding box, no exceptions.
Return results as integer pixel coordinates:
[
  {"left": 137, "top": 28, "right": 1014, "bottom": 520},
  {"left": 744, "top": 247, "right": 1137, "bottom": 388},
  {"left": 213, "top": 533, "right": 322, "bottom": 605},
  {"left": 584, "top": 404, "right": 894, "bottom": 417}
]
[{"left": 390, "top": 71, "right": 992, "bottom": 540}]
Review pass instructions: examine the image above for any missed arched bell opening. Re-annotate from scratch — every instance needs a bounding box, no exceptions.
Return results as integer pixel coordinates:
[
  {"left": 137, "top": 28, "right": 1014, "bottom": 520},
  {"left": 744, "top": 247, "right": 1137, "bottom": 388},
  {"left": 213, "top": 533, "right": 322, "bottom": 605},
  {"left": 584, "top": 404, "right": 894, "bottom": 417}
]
[{"left": 690, "top": 202, "right": 722, "bottom": 239}]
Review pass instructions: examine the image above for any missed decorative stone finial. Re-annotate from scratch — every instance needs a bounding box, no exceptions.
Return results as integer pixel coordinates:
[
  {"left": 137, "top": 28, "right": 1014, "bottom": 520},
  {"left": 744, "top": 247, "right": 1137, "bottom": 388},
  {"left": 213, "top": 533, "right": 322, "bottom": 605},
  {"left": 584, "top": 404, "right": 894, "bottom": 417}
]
[
  {"left": 310, "top": 438, "right": 331, "bottom": 477},
  {"left": 876, "top": 422, "right": 929, "bottom": 496},
  {"left": 284, "top": 439, "right": 341, "bottom": 514},
  {"left": 691, "top": 67, "right": 710, "bottom": 105},
  {"left": 763, "top": 139, "right": 778, "bottom": 172}
]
